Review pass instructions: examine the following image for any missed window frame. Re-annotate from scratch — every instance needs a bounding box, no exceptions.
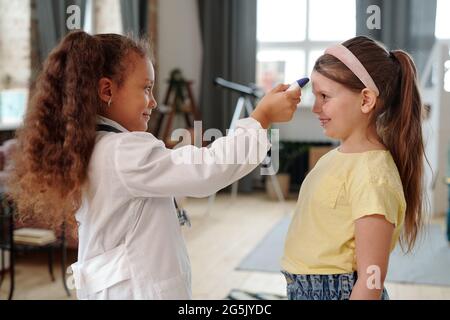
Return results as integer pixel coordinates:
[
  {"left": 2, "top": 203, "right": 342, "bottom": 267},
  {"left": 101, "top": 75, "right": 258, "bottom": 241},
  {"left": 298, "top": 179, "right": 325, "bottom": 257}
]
[{"left": 256, "top": 0, "right": 356, "bottom": 106}]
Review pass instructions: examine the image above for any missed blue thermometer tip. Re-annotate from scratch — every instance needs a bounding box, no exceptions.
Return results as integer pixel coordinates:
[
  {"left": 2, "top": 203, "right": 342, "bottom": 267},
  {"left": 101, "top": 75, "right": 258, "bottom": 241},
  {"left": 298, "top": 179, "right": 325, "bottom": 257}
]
[{"left": 297, "top": 77, "right": 310, "bottom": 88}]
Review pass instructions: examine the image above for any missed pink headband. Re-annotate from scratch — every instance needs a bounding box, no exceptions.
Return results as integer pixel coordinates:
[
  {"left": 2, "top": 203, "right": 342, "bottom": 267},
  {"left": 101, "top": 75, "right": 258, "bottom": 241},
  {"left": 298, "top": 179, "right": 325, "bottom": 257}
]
[{"left": 325, "top": 44, "right": 380, "bottom": 96}]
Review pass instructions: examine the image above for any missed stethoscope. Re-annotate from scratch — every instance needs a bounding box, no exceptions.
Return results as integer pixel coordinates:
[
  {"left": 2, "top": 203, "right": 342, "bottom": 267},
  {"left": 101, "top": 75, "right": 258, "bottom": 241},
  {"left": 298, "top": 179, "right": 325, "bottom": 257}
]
[{"left": 96, "top": 123, "right": 191, "bottom": 228}]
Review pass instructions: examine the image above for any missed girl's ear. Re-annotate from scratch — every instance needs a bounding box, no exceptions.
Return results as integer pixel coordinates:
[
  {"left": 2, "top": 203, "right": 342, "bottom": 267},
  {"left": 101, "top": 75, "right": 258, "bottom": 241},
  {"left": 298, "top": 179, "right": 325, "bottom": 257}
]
[
  {"left": 360, "top": 88, "right": 377, "bottom": 114},
  {"left": 98, "top": 77, "right": 113, "bottom": 103}
]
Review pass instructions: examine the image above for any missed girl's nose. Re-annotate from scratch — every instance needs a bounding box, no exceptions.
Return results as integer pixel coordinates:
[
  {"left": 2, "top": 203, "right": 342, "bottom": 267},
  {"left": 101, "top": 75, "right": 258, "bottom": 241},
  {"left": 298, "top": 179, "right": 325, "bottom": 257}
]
[
  {"left": 148, "top": 96, "right": 157, "bottom": 109},
  {"left": 312, "top": 100, "right": 321, "bottom": 114}
]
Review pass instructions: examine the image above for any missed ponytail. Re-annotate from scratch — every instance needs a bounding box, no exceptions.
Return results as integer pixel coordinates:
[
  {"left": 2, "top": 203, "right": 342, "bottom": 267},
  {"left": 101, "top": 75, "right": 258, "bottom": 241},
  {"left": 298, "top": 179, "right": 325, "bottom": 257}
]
[
  {"left": 380, "top": 50, "right": 426, "bottom": 252},
  {"left": 7, "top": 31, "right": 104, "bottom": 231},
  {"left": 314, "top": 37, "right": 428, "bottom": 253}
]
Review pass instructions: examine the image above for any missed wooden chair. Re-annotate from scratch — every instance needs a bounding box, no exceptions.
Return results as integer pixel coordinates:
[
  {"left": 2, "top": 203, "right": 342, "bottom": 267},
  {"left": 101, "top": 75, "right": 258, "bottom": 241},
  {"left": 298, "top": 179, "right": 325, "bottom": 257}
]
[{"left": 0, "top": 192, "right": 71, "bottom": 299}]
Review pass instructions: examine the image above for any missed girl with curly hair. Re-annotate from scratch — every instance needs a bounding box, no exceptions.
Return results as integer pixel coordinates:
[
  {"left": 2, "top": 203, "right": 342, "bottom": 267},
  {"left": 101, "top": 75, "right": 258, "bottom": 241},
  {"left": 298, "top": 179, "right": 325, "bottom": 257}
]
[{"left": 7, "top": 30, "right": 301, "bottom": 299}]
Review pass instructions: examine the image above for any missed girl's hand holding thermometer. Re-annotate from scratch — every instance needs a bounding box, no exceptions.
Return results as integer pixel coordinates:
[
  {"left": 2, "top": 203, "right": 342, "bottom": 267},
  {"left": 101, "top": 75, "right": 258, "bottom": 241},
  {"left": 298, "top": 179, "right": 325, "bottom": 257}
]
[
  {"left": 251, "top": 77, "right": 308, "bottom": 128},
  {"left": 287, "top": 77, "right": 310, "bottom": 92}
]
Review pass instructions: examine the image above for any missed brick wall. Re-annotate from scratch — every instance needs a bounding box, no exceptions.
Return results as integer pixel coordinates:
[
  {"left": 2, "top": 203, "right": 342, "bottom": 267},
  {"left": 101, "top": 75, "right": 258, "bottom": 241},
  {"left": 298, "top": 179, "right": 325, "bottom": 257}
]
[{"left": 0, "top": 0, "right": 31, "bottom": 90}]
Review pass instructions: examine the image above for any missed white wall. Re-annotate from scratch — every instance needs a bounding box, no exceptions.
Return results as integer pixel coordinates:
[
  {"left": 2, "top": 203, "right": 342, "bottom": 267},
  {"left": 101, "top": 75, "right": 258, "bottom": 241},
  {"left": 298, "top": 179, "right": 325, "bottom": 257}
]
[{"left": 157, "top": 0, "right": 202, "bottom": 105}]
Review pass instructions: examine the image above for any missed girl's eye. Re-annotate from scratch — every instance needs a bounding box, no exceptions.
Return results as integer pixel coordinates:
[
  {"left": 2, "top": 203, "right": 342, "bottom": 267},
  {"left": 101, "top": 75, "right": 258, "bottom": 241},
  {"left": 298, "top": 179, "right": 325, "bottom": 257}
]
[{"left": 322, "top": 94, "right": 328, "bottom": 100}]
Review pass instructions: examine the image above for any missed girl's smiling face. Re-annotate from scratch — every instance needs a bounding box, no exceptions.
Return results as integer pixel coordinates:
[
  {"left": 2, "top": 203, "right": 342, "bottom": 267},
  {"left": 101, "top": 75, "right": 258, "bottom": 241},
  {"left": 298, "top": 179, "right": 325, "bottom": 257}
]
[
  {"left": 311, "top": 71, "right": 366, "bottom": 141},
  {"left": 99, "top": 51, "right": 157, "bottom": 132}
]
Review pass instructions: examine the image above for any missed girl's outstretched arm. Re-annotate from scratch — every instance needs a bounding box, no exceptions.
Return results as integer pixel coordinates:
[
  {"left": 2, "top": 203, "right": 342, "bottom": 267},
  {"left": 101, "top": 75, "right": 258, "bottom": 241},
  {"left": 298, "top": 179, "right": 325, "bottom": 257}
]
[
  {"left": 350, "top": 214, "right": 394, "bottom": 300},
  {"left": 108, "top": 85, "right": 300, "bottom": 198}
]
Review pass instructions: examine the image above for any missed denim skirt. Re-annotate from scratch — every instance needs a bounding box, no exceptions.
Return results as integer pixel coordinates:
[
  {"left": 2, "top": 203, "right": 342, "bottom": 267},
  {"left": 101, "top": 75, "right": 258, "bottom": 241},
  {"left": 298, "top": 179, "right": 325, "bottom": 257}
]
[{"left": 281, "top": 270, "right": 389, "bottom": 300}]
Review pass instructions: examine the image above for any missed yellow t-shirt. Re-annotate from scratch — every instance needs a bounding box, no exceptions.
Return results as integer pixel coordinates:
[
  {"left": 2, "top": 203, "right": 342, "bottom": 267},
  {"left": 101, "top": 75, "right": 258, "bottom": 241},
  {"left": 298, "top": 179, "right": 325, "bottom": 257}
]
[{"left": 281, "top": 148, "right": 406, "bottom": 275}]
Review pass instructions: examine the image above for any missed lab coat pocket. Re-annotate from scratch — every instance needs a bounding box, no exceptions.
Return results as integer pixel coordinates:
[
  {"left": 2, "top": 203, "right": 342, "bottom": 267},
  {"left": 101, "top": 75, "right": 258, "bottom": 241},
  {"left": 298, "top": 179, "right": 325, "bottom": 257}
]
[
  {"left": 154, "top": 272, "right": 191, "bottom": 300},
  {"left": 318, "top": 175, "right": 346, "bottom": 209},
  {"left": 71, "top": 244, "right": 132, "bottom": 296}
]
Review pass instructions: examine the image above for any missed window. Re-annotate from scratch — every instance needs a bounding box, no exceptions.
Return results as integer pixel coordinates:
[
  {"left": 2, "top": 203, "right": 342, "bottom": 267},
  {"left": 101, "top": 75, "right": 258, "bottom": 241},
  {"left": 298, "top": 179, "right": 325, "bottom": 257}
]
[
  {"left": 435, "top": 0, "right": 450, "bottom": 39},
  {"left": 435, "top": 0, "right": 450, "bottom": 92},
  {"left": 256, "top": 0, "right": 356, "bottom": 106}
]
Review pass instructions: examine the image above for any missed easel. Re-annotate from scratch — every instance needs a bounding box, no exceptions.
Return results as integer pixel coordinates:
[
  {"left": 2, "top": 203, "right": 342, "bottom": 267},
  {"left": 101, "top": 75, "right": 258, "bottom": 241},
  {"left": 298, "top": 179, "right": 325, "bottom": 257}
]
[
  {"left": 206, "top": 78, "right": 287, "bottom": 215},
  {"left": 152, "top": 69, "right": 200, "bottom": 147}
]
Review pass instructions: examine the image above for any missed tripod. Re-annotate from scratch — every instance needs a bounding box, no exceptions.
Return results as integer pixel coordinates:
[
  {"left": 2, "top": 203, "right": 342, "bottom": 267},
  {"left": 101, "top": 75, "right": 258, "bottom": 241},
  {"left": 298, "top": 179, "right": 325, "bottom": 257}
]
[{"left": 206, "top": 78, "right": 286, "bottom": 214}]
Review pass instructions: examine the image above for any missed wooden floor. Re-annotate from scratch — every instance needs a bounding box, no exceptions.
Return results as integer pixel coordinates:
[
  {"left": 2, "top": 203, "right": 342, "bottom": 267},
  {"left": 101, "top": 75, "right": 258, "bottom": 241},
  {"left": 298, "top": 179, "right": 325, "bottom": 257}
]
[{"left": 1, "top": 192, "right": 449, "bottom": 300}]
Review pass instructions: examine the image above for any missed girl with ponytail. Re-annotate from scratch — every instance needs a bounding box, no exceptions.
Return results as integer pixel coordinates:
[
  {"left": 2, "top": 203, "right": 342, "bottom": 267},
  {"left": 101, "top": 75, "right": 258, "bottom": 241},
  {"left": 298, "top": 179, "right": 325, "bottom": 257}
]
[
  {"left": 6, "top": 30, "right": 301, "bottom": 299},
  {"left": 281, "top": 36, "right": 426, "bottom": 300}
]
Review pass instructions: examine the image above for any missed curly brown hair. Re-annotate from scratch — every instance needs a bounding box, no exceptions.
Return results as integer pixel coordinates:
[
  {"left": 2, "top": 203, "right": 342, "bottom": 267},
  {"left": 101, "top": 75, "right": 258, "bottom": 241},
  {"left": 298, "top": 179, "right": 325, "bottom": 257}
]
[{"left": 6, "top": 31, "right": 153, "bottom": 235}]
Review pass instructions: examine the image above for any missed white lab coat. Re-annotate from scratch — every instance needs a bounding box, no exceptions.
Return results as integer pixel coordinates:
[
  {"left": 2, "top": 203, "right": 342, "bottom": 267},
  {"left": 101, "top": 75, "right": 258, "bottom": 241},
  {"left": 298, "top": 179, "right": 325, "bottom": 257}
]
[{"left": 70, "top": 115, "right": 270, "bottom": 299}]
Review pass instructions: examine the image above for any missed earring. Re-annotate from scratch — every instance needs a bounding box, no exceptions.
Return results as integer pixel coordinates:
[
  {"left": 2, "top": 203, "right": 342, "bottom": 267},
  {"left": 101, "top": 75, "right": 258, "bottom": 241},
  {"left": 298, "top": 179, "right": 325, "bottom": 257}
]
[{"left": 107, "top": 97, "right": 112, "bottom": 108}]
